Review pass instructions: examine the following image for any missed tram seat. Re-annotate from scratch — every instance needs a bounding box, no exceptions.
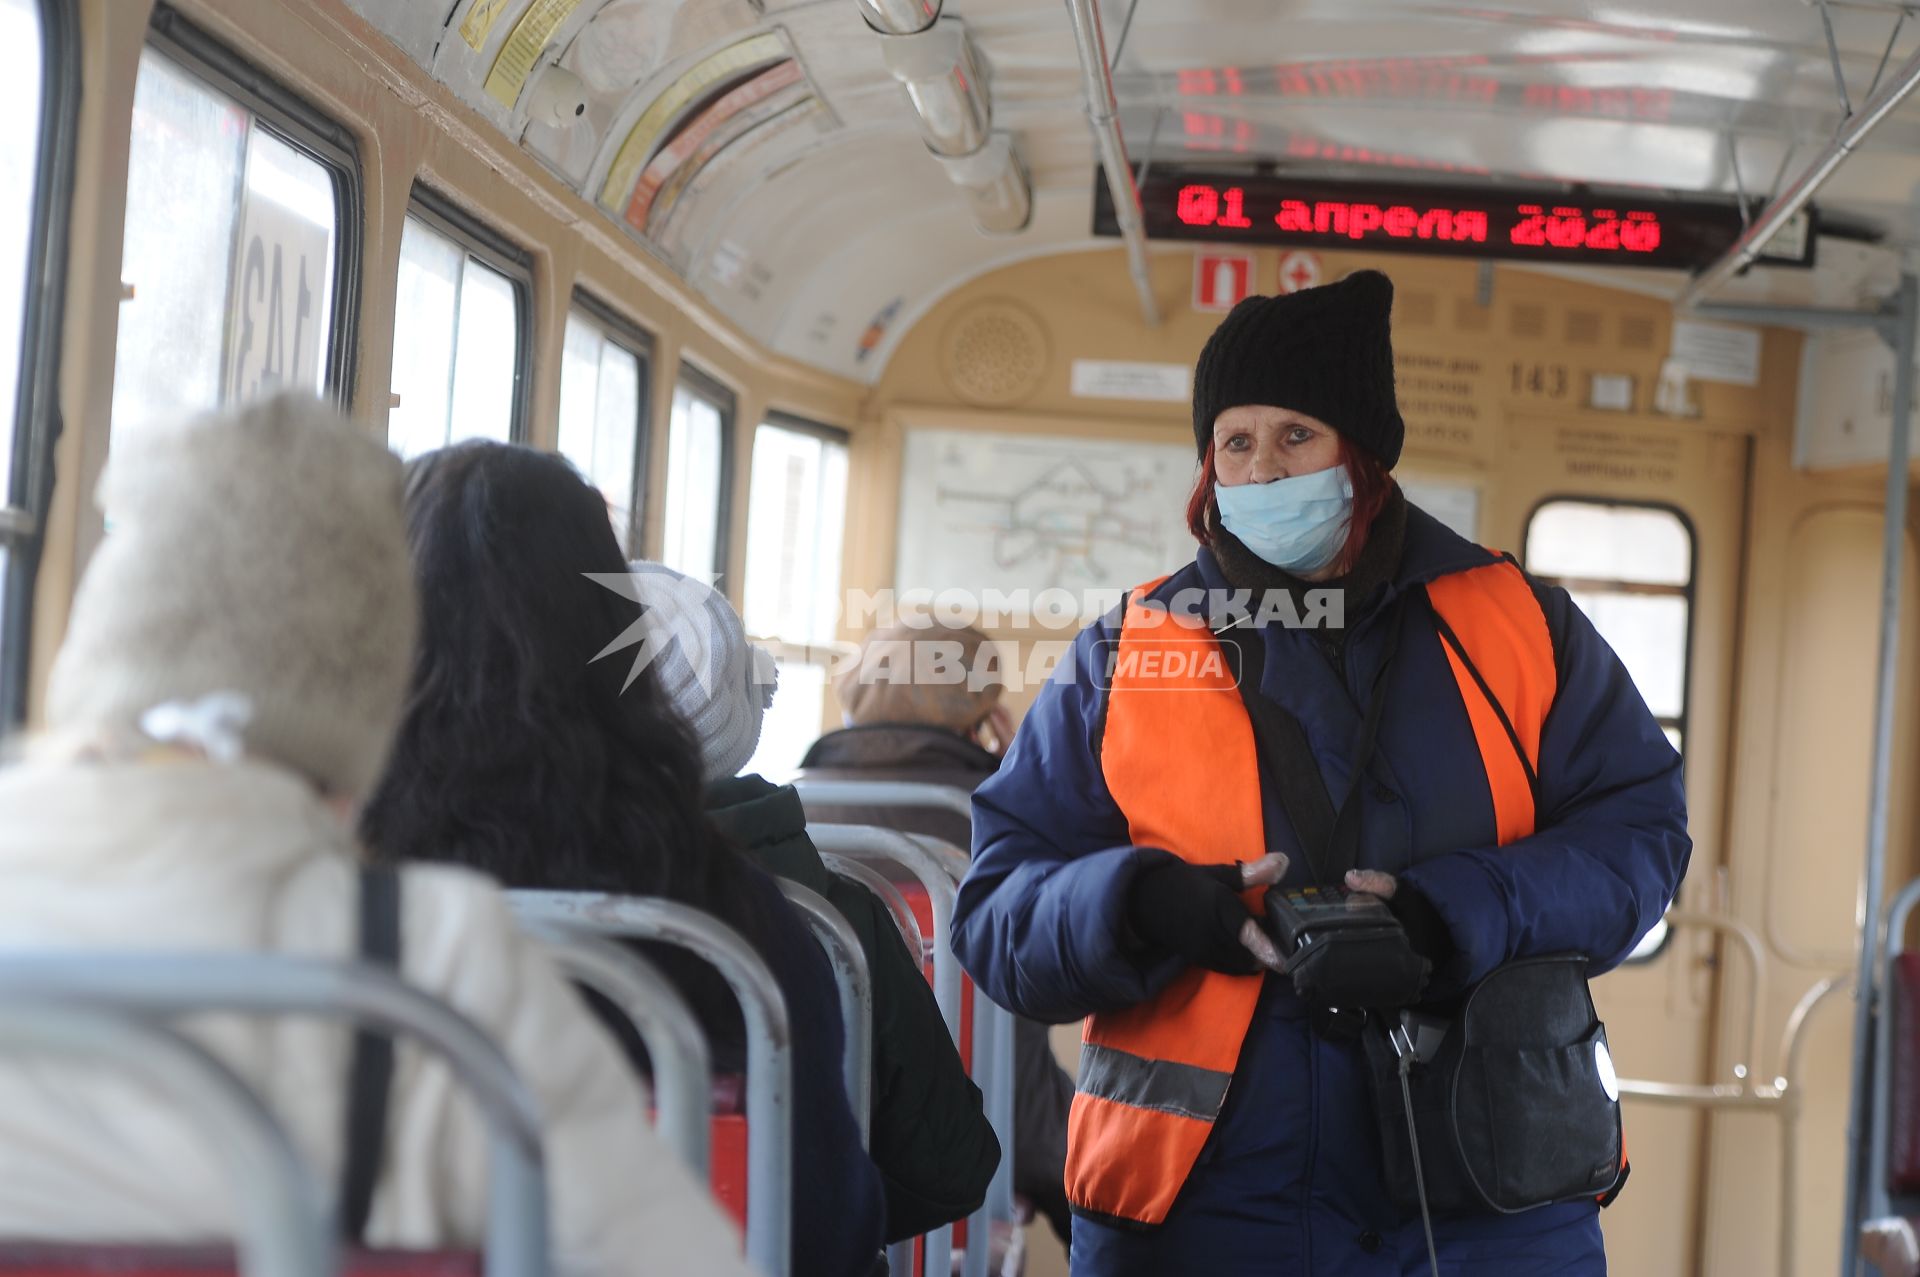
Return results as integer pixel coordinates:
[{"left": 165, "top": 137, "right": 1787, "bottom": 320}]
[
  {"left": 1889, "top": 951, "right": 1920, "bottom": 1193},
  {"left": 0, "top": 1246, "right": 481, "bottom": 1277},
  {"left": 710, "top": 1112, "right": 750, "bottom": 1231}
]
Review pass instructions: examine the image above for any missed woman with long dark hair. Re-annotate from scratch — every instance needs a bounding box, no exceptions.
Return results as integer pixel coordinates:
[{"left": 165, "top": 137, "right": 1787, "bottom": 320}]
[{"left": 361, "top": 441, "right": 885, "bottom": 1277}]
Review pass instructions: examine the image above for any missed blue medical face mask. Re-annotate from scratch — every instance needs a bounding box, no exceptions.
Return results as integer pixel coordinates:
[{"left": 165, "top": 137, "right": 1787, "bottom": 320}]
[{"left": 1213, "top": 464, "right": 1354, "bottom": 575}]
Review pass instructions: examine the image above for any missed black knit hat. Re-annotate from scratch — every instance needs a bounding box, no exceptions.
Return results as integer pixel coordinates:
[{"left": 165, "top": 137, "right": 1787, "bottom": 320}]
[{"left": 1191, "top": 269, "right": 1404, "bottom": 469}]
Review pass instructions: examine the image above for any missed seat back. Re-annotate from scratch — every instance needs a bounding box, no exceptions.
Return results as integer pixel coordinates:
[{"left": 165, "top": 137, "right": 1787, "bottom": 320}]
[
  {"left": 0, "top": 1004, "right": 330, "bottom": 1277},
  {"left": 0, "top": 954, "right": 549, "bottom": 1277},
  {"left": 506, "top": 893, "right": 791, "bottom": 1277}
]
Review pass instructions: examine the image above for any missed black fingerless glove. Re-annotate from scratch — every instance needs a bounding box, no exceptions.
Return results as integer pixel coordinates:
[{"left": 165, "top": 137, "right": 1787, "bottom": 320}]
[{"left": 1124, "top": 856, "right": 1262, "bottom": 975}]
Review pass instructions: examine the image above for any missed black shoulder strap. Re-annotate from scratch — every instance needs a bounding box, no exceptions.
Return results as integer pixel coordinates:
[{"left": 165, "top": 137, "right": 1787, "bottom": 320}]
[
  {"left": 1215, "top": 622, "right": 1339, "bottom": 880},
  {"left": 341, "top": 864, "right": 401, "bottom": 1243},
  {"left": 1215, "top": 609, "right": 1404, "bottom": 885}
]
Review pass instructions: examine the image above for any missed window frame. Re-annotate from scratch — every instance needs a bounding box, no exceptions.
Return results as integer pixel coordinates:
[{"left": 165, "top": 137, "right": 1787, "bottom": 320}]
[
  {"left": 739, "top": 411, "right": 850, "bottom": 776},
  {"left": 1522, "top": 493, "right": 1698, "bottom": 750},
  {"left": 761, "top": 409, "right": 851, "bottom": 451},
  {"left": 744, "top": 409, "right": 850, "bottom": 651},
  {"left": 566, "top": 289, "right": 653, "bottom": 554},
  {"left": 146, "top": 4, "right": 365, "bottom": 407},
  {"left": 0, "top": 0, "right": 79, "bottom": 726},
  {"left": 1522, "top": 494, "right": 1697, "bottom": 965},
  {"left": 402, "top": 186, "right": 534, "bottom": 446},
  {"left": 672, "top": 362, "right": 737, "bottom": 582}
]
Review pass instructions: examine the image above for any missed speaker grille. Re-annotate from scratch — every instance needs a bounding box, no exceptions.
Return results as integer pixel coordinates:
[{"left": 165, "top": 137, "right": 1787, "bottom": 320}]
[{"left": 941, "top": 300, "right": 1051, "bottom": 407}]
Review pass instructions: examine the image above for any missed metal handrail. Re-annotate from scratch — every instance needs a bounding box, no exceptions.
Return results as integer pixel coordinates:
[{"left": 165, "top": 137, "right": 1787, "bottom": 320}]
[
  {"left": 821, "top": 852, "right": 926, "bottom": 962},
  {"left": 1612, "top": 910, "right": 1770, "bottom": 1094},
  {"left": 804, "top": 824, "right": 964, "bottom": 1277},
  {"left": 792, "top": 779, "right": 977, "bottom": 828},
  {"left": 806, "top": 825, "right": 961, "bottom": 1039},
  {"left": 1779, "top": 975, "right": 1854, "bottom": 1271},
  {"left": 0, "top": 1003, "right": 332, "bottom": 1277},
  {"left": 776, "top": 881, "right": 874, "bottom": 1147},
  {"left": 506, "top": 892, "right": 792, "bottom": 1277},
  {"left": 963, "top": 984, "right": 1017, "bottom": 1277},
  {"left": 518, "top": 922, "right": 712, "bottom": 1177},
  {"left": 1604, "top": 912, "right": 1856, "bottom": 1277},
  {"left": 0, "top": 953, "right": 548, "bottom": 1277}
]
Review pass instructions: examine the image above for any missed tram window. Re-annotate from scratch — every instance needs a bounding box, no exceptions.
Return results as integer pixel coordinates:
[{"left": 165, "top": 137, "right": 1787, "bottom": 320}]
[
  {"left": 388, "top": 203, "right": 529, "bottom": 459},
  {"left": 559, "top": 299, "right": 650, "bottom": 554},
  {"left": 1526, "top": 498, "right": 1693, "bottom": 963},
  {"left": 742, "top": 416, "right": 849, "bottom": 776},
  {"left": 112, "top": 33, "right": 353, "bottom": 443},
  {"left": 661, "top": 368, "right": 733, "bottom": 578},
  {"left": 1, "top": 0, "right": 75, "bottom": 725}
]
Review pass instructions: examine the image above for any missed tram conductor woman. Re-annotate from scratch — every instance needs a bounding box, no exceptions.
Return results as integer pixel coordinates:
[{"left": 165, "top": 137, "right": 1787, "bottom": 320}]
[{"left": 950, "top": 271, "right": 1690, "bottom": 1275}]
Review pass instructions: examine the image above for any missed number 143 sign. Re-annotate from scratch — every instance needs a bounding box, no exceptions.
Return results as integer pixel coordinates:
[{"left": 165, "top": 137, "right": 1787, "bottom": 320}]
[{"left": 223, "top": 130, "right": 329, "bottom": 403}]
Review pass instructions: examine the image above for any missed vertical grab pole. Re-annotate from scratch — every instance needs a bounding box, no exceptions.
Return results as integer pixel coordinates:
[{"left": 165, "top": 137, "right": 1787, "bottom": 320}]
[
  {"left": 1873, "top": 880, "right": 1920, "bottom": 1225},
  {"left": 1843, "top": 271, "right": 1918, "bottom": 1275}
]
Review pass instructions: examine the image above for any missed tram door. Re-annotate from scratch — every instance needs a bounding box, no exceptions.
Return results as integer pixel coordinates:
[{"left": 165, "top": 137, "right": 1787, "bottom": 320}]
[{"left": 1399, "top": 408, "right": 1747, "bottom": 1275}]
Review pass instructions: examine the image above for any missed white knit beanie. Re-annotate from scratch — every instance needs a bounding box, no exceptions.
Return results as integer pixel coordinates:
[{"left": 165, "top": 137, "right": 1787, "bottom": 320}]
[
  {"left": 623, "top": 561, "right": 776, "bottom": 782},
  {"left": 46, "top": 394, "right": 417, "bottom": 797}
]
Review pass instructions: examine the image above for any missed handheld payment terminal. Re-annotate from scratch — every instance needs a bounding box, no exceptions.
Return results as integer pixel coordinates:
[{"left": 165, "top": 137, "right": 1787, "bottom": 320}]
[{"left": 1265, "top": 883, "right": 1430, "bottom": 1010}]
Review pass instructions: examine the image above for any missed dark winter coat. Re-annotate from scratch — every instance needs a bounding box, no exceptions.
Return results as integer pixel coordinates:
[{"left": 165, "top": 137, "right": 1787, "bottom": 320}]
[
  {"left": 706, "top": 773, "right": 999, "bottom": 1243},
  {"left": 951, "top": 504, "right": 1691, "bottom": 1276},
  {"left": 799, "top": 726, "right": 1079, "bottom": 1245}
]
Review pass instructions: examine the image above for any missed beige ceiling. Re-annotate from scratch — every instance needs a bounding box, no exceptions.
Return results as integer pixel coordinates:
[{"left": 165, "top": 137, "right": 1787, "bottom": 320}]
[{"left": 346, "top": 0, "right": 1920, "bottom": 379}]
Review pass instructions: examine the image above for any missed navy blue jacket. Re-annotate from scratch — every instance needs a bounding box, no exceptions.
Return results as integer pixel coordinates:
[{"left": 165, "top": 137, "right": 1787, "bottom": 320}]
[{"left": 952, "top": 506, "right": 1689, "bottom": 1276}]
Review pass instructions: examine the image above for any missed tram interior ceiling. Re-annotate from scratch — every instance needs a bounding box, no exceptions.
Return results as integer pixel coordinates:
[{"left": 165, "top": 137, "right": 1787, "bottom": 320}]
[{"left": 13, "top": 0, "right": 1920, "bottom": 1276}]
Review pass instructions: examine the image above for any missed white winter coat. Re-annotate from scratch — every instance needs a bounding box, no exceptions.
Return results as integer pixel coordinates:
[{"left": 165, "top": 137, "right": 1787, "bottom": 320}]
[{"left": 0, "top": 751, "right": 757, "bottom": 1277}]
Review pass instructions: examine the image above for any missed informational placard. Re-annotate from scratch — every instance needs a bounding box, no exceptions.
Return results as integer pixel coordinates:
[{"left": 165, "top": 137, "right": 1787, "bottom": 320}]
[
  {"left": 1670, "top": 320, "right": 1762, "bottom": 386},
  {"left": 1277, "top": 250, "right": 1322, "bottom": 294},
  {"left": 1069, "top": 359, "right": 1190, "bottom": 402},
  {"left": 896, "top": 428, "right": 1197, "bottom": 606},
  {"left": 223, "top": 129, "right": 332, "bottom": 404},
  {"left": 484, "top": 0, "right": 585, "bottom": 107},
  {"left": 1192, "top": 252, "right": 1253, "bottom": 312},
  {"left": 1398, "top": 475, "right": 1480, "bottom": 542}
]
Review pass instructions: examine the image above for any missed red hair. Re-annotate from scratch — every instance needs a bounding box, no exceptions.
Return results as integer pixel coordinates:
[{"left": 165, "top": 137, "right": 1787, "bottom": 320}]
[{"left": 1186, "top": 438, "right": 1393, "bottom": 577}]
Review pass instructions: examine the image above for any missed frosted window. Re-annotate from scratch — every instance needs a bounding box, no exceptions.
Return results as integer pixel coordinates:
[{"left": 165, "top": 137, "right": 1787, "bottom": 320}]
[
  {"left": 112, "top": 48, "right": 340, "bottom": 442},
  {"left": 559, "top": 308, "right": 645, "bottom": 552},
  {"left": 744, "top": 657, "right": 827, "bottom": 781},
  {"left": 0, "top": 0, "right": 42, "bottom": 501},
  {"left": 1526, "top": 499, "right": 1692, "bottom": 963},
  {"left": 388, "top": 213, "right": 521, "bottom": 458},
  {"left": 1564, "top": 590, "right": 1688, "bottom": 721},
  {"left": 1525, "top": 502, "right": 1690, "bottom": 585},
  {"left": 744, "top": 422, "right": 848, "bottom": 647},
  {"left": 662, "top": 381, "right": 726, "bottom": 576}
]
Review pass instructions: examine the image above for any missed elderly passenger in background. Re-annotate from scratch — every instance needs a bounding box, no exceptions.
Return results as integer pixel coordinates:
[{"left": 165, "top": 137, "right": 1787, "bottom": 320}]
[
  {"left": 0, "top": 396, "right": 752, "bottom": 1277},
  {"left": 799, "top": 623, "right": 1078, "bottom": 1250},
  {"left": 626, "top": 562, "right": 1001, "bottom": 1246},
  {"left": 359, "top": 441, "right": 886, "bottom": 1277}
]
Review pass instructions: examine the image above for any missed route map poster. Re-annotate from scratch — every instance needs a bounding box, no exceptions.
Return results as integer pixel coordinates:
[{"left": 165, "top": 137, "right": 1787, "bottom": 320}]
[{"left": 895, "top": 427, "right": 1199, "bottom": 616}]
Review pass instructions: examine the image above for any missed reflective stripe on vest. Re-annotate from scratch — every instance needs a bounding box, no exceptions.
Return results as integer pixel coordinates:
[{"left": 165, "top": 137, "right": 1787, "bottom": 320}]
[{"left": 1067, "top": 558, "right": 1556, "bottom": 1227}]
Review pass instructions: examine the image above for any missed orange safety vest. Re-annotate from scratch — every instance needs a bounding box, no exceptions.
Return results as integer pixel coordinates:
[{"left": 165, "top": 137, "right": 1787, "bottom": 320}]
[{"left": 1064, "top": 558, "right": 1557, "bottom": 1227}]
